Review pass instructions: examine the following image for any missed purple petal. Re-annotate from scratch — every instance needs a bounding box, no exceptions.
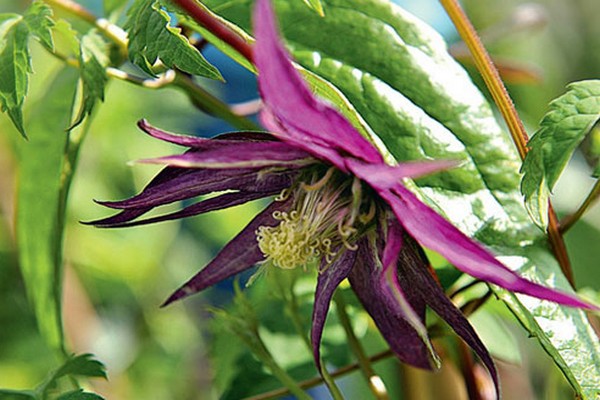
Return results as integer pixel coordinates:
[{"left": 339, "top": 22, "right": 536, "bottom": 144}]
[
  {"left": 253, "top": 0, "right": 383, "bottom": 165},
  {"left": 311, "top": 248, "right": 357, "bottom": 371},
  {"left": 346, "top": 158, "right": 461, "bottom": 188},
  {"left": 138, "top": 119, "right": 274, "bottom": 147},
  {"left": 381, "top": 183, "right": 596, "bottom": 310},
  {"left": 260, "top": 108, "right": 348, "bottom": 171},
  {"left": 398, "top": 235, "right": 499, "bottom": 398},
  {"left": 139, "top": 141, "right": 315, "bottom": 169},
  {"left": 162, "top": 197, "right": 293, "bottom": 306},
  {"left": 380, "top": 218, "right": 437, "bottom": 366},
  {"left": 99, "top": 168, "right": 296, "bottom": 210},
  {"left": 348, "top": 236, "right": 434, "bottom": 369},
  {"left": 90, "top": 190, "right": 278, "bottom": 228}
]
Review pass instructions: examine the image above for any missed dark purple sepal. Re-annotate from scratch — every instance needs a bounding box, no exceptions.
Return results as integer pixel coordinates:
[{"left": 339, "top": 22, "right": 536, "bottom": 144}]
[
  {"left": 162, "top": 196, "right": 293, "bottom": 306},
  {"left": 311, "top": 248, "right": 357, "bottom": 371},
  {"left": 98, "top": 168, "right": 294, "bottom": 210},
  {"left": 398, "top": 235, "right": 500, "bottom": 399},
  {"left": 139, "top": 141, "right": 315, "bottom": 169},
  {"left": 90, "top": 190, "right": 279, "bottom": 228},
  {"left": 348, "top": 236, "right": 433, "bottom": 370},
  {"left": 138, "top": 119, "right": 273, "bottom": 147}
]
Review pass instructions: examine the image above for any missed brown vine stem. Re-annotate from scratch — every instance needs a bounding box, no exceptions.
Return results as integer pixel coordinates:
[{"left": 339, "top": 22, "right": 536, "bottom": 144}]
[
  {"left": 243, "top": 349, "right": 395, "bottom": 400},
  {"left": 171, "top": 0, "right": 254, "bottom": 63},
  {"left": 560, "top": 180, "right": 600, "bottom": 234},
  {"left": 439, "top": 0, "right": 575, "bottom": 287}
]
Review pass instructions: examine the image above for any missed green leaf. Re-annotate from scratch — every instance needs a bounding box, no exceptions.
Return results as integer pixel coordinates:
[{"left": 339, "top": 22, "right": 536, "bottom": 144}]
[
  {"left": 0, "top": 1, "right": 54, "bottom": 137},
  {"left": 71, "top": 30, "right": 109, "bottom": 128},
  {"left": 56, "top": 390, "right": 104, "bottom": 400},
  {"left": 16, "top": 68, "right": 78, "bottom": 352},
  {"left": 54, "top": 354, "right": 108, "bottom": 380},
  {"left": 521, "top": 80, "right": 600, "bottom": 228},
  {"left": 124, "top": 0, "right": 222, "bottom": 80},
  {"left": 203, "top": 1, "right": 600, "bottom": 397},
  {"left": 21, "top": 0, "right": 54, "bottom": 51},
  {"left": 585, "top": 123, "right": 600, "bottom": 177}
]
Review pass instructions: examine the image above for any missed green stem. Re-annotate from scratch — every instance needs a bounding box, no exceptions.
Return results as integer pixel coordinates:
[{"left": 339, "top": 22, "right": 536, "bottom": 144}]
[
  {"left": 560, "top": 180, "right": 600, "bottom": 234},
  {"left": 334, "top": 292, "right": 390, "bottom": 400},
  {"left": 438, "top": 0, "right": 575, "bottom": 288},
  {"left": 273, "top": 274, "right": 345, "bottom": 400},
  {"left": 251, "top": 336, "right": 312, "bottom": 400}
]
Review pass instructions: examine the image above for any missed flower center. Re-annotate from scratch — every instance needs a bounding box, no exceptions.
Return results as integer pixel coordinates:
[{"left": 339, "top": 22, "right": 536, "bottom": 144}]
[{"left": 256, "top": 168, "right": 375, "bottom": 270}]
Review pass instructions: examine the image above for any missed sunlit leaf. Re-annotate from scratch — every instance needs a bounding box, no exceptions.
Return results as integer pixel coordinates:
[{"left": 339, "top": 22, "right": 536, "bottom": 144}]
[
  {"left": 16, "top": 68, "right": 78, "bottom": 351},
  {"left": 521, "top": 80, "right": 600, "bottom": 227},
  {"left": 202, "top": 1, "right": 600, "bottom": 397},
  {"left": 124, "top": 0, "right": 222, "bottom": 80}
]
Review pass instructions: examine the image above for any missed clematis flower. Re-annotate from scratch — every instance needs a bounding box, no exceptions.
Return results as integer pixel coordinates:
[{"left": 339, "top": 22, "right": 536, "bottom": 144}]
[{"left": 90, "top": 0, "right": 594, "bottom": 395}]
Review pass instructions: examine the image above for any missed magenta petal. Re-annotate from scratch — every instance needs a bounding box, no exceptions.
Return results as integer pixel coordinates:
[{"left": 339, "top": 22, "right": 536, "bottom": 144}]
[
  {"left": 346, "top": 158, "right": 460, "bottom": 189},
  {"left": 348, "top": 236, "right": 433, "bottom": 369},
  {"left": 259, "top": 108, "right": 348, "bottom": 171},
  {"left": 398, "top": 236, "right": 499, "bottom": 398},
  {"left": 253, "top": 0, "right": 383, "bottom": 165},
  {"left": 162, "top": 197, "right": 293, "bottom": 306},
  {"left": 311, "top": 249, "right": 357, "bottom": 371},
  {"left": 384, "top": 184, "right": 596, "bottom": 310}
]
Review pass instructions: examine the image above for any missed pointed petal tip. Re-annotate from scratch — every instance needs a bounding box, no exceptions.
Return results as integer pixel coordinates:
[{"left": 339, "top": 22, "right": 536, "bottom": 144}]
[
  {"left": 160, "top": 293, "right": 181, "bottom": 308},
  {"left": 137, "top": 118, "right": 149, "bottom": 131}
]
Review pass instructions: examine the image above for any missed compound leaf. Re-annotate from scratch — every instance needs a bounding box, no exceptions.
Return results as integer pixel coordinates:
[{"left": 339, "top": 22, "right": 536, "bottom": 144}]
[{"left": 521, "top": 80, "right": 600, "bottom": 228}]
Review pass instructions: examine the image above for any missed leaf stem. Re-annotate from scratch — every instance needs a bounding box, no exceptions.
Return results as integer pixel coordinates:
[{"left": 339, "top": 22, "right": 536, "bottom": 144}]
[
  {"left": 560, "top": 180, "right": 600, "bottom": 234},
  {"left": 170, "top": 0, "right": 254, "bottom": 63},
  {"left": 438, "top": 0, "right": 575, "bottom": 287},
  {"left": 333, "top": 292, "right": 390, "bottom": 400}
]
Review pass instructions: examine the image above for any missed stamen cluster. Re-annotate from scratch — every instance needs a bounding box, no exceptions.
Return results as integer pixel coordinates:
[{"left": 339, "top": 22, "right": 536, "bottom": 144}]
[{"left": 256, "top": 169, "right": 373, "bottom": 270}]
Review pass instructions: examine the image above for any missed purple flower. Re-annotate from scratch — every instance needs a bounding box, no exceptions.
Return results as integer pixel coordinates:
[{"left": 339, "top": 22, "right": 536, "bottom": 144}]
[{"left": 90, "top": 0, "right": 595, "bottom": 394}]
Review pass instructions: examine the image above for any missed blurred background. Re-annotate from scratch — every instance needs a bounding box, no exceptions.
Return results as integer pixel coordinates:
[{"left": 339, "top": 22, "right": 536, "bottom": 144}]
[{"left": 0, "top": 0, "right": 598, "bottom": 398}]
